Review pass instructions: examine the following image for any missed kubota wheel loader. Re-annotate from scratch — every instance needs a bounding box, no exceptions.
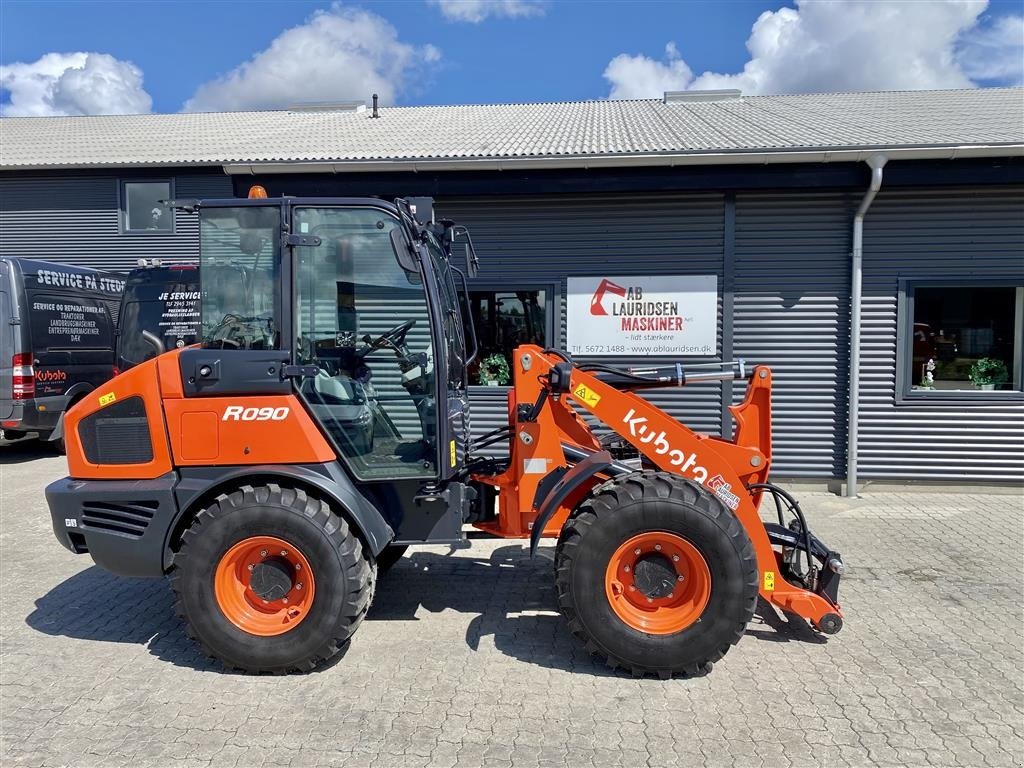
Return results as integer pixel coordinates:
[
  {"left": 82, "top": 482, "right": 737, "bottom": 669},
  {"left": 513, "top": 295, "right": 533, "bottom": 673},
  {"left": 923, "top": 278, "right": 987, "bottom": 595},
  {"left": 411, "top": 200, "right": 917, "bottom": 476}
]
[{"left": 46, "top": 192, "right": 844, "bottom": 677}]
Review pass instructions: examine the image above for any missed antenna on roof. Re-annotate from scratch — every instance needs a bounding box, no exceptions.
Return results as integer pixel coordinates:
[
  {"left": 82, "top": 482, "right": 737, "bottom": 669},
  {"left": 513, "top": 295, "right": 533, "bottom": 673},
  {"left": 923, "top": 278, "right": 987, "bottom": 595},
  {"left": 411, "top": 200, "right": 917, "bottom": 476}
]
[{"left": 372, "top": 94, "right": 380, "bottom": 119}]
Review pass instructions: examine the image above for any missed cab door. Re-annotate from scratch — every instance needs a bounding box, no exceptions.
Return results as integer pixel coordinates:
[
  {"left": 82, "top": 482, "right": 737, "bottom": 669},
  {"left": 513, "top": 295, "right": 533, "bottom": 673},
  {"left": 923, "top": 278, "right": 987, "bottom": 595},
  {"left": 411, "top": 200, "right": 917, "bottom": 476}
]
[{"left": 291, "top": 205, "right": 440, "bottom": 481}]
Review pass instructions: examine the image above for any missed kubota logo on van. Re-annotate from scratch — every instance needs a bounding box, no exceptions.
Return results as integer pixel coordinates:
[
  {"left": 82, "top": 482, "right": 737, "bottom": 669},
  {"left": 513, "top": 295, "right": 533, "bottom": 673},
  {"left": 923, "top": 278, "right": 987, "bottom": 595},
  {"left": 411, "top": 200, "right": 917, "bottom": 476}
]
[
  {"left": 35, "top": 369, "right": 67, "bottom": 383},
  {"left": 222, "top": 406, "right": 290, "bottom": 422},
  {"left": 622, "top": 408, "right": 708, "bottom": 484}
]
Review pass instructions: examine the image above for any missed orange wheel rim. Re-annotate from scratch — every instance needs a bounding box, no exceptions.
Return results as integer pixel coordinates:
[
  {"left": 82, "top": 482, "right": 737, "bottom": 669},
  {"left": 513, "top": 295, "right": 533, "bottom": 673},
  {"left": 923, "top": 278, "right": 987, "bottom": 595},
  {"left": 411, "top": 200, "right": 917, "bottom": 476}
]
[
  {"left": 214, "top": 535, "right": 315, "bottom": 637},
  {"left": 604, "top": 532, "right": 711, "bottom": 635}
]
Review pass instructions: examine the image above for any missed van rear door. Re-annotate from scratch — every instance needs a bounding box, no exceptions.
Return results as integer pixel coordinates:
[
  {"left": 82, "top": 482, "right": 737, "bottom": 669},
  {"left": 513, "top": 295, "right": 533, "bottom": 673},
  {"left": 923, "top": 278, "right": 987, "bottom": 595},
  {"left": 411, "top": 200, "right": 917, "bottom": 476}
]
[{"left": 0, "top": 286, "right": 13, "bottom": 420}]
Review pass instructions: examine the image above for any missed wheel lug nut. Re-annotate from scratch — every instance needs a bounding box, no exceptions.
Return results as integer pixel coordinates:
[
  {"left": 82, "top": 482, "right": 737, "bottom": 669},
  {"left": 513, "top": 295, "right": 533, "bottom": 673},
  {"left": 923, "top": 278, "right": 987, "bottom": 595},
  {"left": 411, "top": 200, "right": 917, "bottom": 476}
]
[
  {"left": 260, "top": 550, "right": 267, "bottom": 557},
  {"left": 628, "top": 585, "right": 636, "bottom": 592},
  {"left": 296, "top": 583, "right": 303, "bottom": 590},
  {"left": 295, "top": 563, "right": 301, "bottom": 570},
  {"left": 281, "top": 550, "right": 287, "bottom": 556},
  {"left": 282, "top": 598, "right": 288, "bottom": 604},
  {"left": 677, "top": 575, "right": 685, "bottom": 582},
  {"left": 247, "top": 564, "right": 254, "bottom": 571},
  {"left": 672, "top": 555, "right": 679, "bottom": 562},
  {"left": 623, "top": 565, "right": 630, "bottom": 573},
  {"left": 646, "top": 597, "right": 653, "bottom": 603},
  {"left": 634, "top": 548, "right": 641, "bottom": 555},
  {"left": 654, "top": 544, "right": 662, "bottom": 551},
  {"left": 668, "top": 592, "right": 674, "bottom": 599}
]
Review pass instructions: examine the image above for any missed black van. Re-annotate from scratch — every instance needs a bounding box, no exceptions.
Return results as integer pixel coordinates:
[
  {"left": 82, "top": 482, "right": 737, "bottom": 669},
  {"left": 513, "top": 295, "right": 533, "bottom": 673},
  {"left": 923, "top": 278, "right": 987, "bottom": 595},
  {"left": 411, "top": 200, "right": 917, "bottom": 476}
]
[
  {"left": 115, "top": 263, "right": 201, "bottom": 373},
  {"left": 0, "top": 258, "right": 124, "bottom": 447}
]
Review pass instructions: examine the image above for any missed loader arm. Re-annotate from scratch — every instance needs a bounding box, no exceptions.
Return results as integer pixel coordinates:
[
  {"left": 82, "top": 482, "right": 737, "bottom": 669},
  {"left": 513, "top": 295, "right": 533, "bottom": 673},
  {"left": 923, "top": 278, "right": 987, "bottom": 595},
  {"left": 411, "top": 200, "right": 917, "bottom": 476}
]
[{"left": 471, "top": 345, "right": 842, "bottom": 630}]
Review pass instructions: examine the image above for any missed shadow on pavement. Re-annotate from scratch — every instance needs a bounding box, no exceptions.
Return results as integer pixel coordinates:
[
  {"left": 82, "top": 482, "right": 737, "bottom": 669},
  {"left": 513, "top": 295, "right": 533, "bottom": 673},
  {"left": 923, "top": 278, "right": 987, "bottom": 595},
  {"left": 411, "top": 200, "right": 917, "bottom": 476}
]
[
  {"left": 27, "top": 545, "right": 826, "bottom": 676},
  {"left": 0, "top": 438, "right": 54, "bottom": 464}
]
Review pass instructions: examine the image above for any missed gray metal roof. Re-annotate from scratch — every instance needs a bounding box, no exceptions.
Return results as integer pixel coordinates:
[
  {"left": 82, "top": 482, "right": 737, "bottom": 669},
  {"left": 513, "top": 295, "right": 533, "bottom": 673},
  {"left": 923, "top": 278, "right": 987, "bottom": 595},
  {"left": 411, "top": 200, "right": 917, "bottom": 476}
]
[{"left": 1, "top": 88, "right": 1022, "bottom": 171}]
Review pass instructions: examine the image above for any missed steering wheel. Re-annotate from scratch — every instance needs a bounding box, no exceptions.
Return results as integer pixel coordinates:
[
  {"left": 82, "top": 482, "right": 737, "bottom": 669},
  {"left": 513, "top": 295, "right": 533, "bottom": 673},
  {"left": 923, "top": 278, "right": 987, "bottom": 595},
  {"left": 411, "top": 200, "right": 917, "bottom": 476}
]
[{"left": 362, "top": 319, "right": 416, "bottom": 356}]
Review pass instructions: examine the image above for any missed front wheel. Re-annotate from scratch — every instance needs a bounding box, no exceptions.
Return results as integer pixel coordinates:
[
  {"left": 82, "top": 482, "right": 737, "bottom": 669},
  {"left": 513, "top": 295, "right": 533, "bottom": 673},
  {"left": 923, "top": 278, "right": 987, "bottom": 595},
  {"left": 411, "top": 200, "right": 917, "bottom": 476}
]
[
  {"left": 555, "top": 471, "right": 758, "bottom": 678},
  {"left": 170, "top": 484, "right": 373, "bottom": 673}
]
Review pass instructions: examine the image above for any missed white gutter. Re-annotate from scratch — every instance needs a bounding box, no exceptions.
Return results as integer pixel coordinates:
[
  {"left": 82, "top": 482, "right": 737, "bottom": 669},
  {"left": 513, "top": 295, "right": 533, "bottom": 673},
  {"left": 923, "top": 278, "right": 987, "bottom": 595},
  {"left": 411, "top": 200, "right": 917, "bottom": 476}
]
[
  {"left": 217, "top": 143, "right": 1022, "bottom": 175},
  {"left": 846, "top": 154, "right": 888, "bottom": 498},
  {"left": 0, "top": 143, "right": 1019, "bottom": 174}
]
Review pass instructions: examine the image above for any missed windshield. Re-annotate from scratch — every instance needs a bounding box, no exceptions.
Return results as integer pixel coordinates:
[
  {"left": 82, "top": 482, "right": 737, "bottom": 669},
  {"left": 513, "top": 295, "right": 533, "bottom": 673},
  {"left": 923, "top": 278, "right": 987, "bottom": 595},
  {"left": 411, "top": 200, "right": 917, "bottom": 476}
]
[{"left": 198, "top": 206, "right": 280, "bottom": 349}]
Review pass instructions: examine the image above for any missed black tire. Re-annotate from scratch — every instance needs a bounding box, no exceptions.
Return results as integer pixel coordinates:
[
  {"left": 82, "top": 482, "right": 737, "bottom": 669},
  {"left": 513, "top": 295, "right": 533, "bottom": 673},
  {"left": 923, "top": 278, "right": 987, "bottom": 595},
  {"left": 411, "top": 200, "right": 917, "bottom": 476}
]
[
  {"left": 554, "top": 471, "right": 758, "bottom": 678},
  {"left": 170, "top": 483, "right": 374, "bottom": 673},
  {"left": 375, "top": 544, "right": 409, "bottom": 573}
]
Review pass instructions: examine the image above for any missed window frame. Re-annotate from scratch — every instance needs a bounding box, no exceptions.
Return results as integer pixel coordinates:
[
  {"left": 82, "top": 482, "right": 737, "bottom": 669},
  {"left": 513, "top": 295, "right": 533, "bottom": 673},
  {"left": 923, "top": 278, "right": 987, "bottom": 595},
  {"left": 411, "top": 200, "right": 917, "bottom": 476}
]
[
  {"left": 467, "top": 282, "right": 557, "bottom": 389},
  {"left": 120, "top": 178, "right": 175, "bottom": 235},
  {"left": 895, "top": 277, "right": 1024, "bottom": 403}
]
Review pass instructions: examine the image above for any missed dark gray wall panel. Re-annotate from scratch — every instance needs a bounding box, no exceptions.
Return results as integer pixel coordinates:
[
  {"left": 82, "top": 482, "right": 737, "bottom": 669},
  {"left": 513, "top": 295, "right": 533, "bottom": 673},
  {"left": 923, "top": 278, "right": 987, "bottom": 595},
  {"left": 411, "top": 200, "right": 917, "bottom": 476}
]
[
  {"left": 0, "top": 173, "right": 232, "bottom": 271},
  {"left": 733, "top": 191, "right": 856, "bottom": 477},
  {"left": 860, "top": 186, "right": 1024, "bottom": 481},
  {"left": 436, "top": 193, "right": 727, "bottom": 440}
]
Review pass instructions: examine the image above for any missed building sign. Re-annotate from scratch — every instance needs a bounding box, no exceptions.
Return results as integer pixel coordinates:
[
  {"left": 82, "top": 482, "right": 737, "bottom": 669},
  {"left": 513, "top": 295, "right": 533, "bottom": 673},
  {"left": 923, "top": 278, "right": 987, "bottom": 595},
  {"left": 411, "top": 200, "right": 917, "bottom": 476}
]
[{"left": 567, "top": 275, "right": 717, "bottom": 357}]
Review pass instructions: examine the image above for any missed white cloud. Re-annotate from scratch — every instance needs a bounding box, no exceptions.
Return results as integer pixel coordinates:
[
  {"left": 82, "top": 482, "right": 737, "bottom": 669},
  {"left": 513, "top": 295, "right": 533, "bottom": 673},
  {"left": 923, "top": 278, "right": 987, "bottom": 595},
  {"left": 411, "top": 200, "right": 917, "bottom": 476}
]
[
  {"left": 429, "top": 0, "right": 545, "bottom": 23},
  {"left": 604, "top": 0, "right": 1023, "bottom": 98},
  {"left": 605, "top": 42, "right": 693, "bottom": 99},
  {"left": 956, "top": 13, "right": 1024, "bottom": 84},
  {"left": 184, "top": 4, "right": 440, "bottom": 112},
  {"left": 0, "top": 52, "right": 152, "bottom": 117}
]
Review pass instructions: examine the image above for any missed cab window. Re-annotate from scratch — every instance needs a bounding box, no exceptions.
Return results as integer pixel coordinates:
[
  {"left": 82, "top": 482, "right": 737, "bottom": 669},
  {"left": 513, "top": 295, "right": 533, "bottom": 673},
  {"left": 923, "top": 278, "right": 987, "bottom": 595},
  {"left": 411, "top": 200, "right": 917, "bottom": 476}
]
[{"left": 293, "top": 207, "right": 437, "bottom": 480}]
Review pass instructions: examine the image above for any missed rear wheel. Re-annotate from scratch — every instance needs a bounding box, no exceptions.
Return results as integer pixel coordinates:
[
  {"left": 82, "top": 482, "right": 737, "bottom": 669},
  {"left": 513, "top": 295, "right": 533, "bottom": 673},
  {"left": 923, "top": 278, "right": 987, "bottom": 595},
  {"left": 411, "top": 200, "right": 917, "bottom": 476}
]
[
  {"left": 555, "top": 471, "right": 758, "bottom": 678},
  {"left": 170, "top": 483, "right": 373, "bottom": 673}
]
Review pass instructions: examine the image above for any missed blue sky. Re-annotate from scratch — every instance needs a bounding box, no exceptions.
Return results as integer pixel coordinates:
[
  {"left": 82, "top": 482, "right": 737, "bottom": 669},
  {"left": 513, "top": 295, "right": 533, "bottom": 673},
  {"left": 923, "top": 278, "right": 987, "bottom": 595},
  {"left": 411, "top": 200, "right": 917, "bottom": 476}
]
[{"left": 1, "top": 0, "right": 1021, "bottom": 116}]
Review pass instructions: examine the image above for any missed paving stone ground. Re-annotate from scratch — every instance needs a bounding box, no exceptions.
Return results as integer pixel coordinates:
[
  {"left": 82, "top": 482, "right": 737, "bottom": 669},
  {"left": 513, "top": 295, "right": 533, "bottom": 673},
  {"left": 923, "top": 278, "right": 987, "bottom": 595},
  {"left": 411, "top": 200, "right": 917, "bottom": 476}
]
[{"left": 1, "top": 441, "right": 1022, "bottom": 768}]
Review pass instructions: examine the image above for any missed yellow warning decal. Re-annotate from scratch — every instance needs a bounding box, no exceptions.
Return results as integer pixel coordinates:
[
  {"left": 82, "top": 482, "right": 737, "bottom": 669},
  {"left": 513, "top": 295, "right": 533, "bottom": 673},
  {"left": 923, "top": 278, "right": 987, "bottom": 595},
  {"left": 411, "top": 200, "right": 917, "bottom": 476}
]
[
  {"left": 449, "top": 440, "right": 457, "bottom": 467},
  {"left": 98, "top": 392, "right": 116, "bottom": 407},
  {"left": 573, "top": 383, "right": 601, "bottom": 407},
  {"left": 763, "top": 571, "right": 775, "bottom": 591}
]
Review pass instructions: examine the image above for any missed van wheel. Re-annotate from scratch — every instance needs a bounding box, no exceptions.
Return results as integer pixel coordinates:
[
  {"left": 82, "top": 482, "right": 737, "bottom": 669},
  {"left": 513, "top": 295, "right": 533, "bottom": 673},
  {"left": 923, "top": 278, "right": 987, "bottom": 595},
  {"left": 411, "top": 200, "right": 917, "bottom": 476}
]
[{"left": 170, "top": 483, "right": 374, "bottom": 673}]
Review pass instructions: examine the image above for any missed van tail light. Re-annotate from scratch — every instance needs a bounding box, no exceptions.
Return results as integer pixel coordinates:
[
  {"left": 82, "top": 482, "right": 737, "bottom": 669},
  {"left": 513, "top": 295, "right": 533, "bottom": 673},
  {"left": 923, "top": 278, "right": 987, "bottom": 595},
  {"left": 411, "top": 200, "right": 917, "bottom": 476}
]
[{"left": 12, "top": 353, "right": 35, "bottom": 400}]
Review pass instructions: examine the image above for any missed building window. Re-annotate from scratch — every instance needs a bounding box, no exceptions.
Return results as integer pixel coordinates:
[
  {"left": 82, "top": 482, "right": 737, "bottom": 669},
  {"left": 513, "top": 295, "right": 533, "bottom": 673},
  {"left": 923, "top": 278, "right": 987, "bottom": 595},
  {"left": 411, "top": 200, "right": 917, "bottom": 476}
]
[
  {"left": 900, "top": 281, "right": 1023, "bottom": 398},
  {"left": 121, "top": 180, "right": 173, "bottom": 233},
  {"left": 469, "top": 289, "right": 549, "bottom": 385}
]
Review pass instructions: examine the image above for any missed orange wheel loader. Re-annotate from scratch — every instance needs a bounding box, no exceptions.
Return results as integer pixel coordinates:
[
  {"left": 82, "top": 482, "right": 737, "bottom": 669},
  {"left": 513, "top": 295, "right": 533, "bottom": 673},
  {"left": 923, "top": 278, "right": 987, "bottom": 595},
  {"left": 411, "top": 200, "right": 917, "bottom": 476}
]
[{"left": 46, "top": 193, "right": 844, "bottom": 676}]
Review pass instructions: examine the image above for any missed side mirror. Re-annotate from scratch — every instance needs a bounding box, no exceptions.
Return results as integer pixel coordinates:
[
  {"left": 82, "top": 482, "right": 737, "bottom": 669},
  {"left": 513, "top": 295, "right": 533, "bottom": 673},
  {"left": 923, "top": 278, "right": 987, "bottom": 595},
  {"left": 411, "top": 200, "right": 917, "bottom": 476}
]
[
  {"left": 141, "top": 330, "right": 166, "bottom": 356},
  {"left": 452, "top": 226, "right": 480, "bottom": 277},
  {"left": 390, "top": 228, "right": 420, "bottom": 274}
]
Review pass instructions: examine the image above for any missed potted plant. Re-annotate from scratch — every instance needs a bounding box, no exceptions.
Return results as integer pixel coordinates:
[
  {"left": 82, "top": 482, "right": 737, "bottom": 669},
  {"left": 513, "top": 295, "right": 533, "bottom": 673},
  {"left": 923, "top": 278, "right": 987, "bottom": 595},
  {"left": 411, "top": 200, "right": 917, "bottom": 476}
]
[
  {"left": 969, "top": 357, "right": 1008, "bottom": 391},
  {"left": 478, "top": 353, "right": 511, "bottom": 386}
]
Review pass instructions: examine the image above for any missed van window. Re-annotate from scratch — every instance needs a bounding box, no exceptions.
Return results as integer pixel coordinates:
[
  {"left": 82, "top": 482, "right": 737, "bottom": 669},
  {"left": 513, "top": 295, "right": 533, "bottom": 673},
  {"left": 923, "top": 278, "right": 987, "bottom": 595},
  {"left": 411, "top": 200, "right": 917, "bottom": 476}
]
[
  {"left": 27, "top": 293, "right": 113, "bottom": 351},
  {"left": 119, "top": 291, "right": 201, "bottom": 364}
]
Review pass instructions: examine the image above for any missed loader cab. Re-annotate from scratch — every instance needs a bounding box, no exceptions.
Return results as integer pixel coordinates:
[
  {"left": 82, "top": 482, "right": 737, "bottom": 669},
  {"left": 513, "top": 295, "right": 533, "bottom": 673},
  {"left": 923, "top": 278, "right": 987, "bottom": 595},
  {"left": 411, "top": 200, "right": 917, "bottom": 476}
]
[{"left": 195, "top": 197, "right": 471, "bottom": 491}]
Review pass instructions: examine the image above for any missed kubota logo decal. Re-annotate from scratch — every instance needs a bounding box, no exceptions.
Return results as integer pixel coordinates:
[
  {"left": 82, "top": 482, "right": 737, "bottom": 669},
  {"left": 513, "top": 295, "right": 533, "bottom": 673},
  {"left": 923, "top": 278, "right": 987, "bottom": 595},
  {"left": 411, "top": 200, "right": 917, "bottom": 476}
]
[
  {"left": 622, "top": 408, "right": 708, "bottom": 484},
  {"left": 35, "top": 369, "right": 67, "bottom": 382},
  {"left": 222, "top": 406, "right": 290, "bottom": 422}
]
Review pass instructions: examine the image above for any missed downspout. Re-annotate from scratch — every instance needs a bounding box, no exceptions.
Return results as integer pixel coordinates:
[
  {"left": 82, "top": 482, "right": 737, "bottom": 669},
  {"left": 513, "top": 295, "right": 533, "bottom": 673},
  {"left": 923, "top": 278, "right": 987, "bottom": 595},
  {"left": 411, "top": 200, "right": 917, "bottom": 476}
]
[{"left": 846, "top": 154, "right": 888, "bottom": 497}]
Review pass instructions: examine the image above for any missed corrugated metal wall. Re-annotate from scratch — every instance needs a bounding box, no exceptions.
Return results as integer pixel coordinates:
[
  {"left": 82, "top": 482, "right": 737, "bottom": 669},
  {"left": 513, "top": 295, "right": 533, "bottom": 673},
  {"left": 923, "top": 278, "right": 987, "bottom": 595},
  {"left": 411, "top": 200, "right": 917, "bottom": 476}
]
[
  {"left": 435, "top": 193, "right": 726, "bottom": 442},
  {"left": 2, "top": 170, "right": 1021, "bottom": 481},
  {"left": 0, "top": 173, "right": 232, "bottom": 271},
  {"left": 859, "top": 186, "right": 1024, "bottom": 481},
  {"left": 733, "top": 191, "right": 856, "bottom": 477}
]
